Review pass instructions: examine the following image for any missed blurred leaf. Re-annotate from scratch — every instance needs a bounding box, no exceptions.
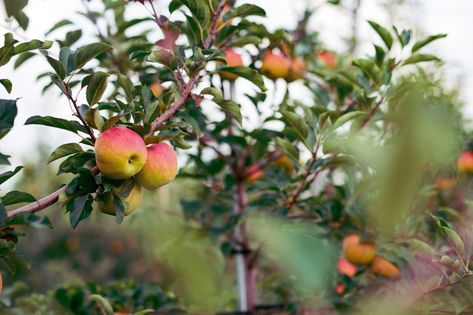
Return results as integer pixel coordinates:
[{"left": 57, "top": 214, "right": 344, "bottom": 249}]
[
  {"left": 47, "top": 143, "right": 84, "bottom": 164},
  {"left": 45, "top": 19, "right": 73, "bottom": 36},
  {"left": 217, "top": 66, "right": 266, "bottom": 91},
  {"left": 0, "top": 166, "right": 22, "bottom": 185},
  {"left": 412, "top": 34, "right": 447, "bottom": 53},
  {"left": 67, "top": 194, "right": 93, "bottom": 229},
  {"left": 201, "top": 87, "right": 242, "bottom": 125},
  {"left": 226, "top": 4, "right": 266, "bottom": 19},
  {"left": 403, "top": 54, "right": 441, "bottom": 65},
  {"left": 45, "top": 56, "right": 66, "bottom": 80},
  {"left": 368, "top": 20, "right": 393, "bottom": 50},
  {"left": 89, "top": 294, "right": 113, "bottom": 315},
  {"left": 2, "top": 191, "right": 36, "bottom": 206},
  {"left": 0, "top": 79, "right": 12, "bottom": 93},
  {"left": 0, "top": 99, "right": 17, "bottom": 129},
  {"left": 13, "top": 51, "right": 35, "bottom": 69}
]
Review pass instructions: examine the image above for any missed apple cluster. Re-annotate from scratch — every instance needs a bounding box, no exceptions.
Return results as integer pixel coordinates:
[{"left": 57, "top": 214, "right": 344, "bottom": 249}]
[{"left": 94, "top": 126, "right": 178, "bottom": 216}]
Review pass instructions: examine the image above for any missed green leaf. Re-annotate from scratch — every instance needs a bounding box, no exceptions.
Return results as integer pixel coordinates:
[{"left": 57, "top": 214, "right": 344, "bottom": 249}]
[
  {"left": 14, "top": 39, "right": 52, "bottom": 54},
  {"left": 201, "top": 87, "right": 242, "bottom": 125},
  {"left": 230, "top": 35, "right": 261, "bottom": 47},
  {"left": 58, "top": 29, "right": 82, "bottom": 47},
  {"left": 4, "top": 0, "right": 29, "bottom": 30},
  {"left": 411, "top": 34, "right": 447, "bottom": 53},
  {"left": 0, "top": 99, "right": 17, "bottom": 129},
  {"left": 46, "top": 19, "right": 73, "bottom": 36},
  {"left": 217, "top": 66, "right": 266, "bottom": 91},
  {"left": 46, "top": 56, "right": 66, "bottom": 80},
  {"left": 86, "top": 72, "right": 109, "bottom": 105},
  {"left": 13, "top": 51, "right": 35, "bottom": 69},
  {"left": 280, "top": 110, "right": 308, "bottom": 143},
  {"left": 226, "top": 4, "right": 266, "bottom": 19},
  {"left": 368, "top": 20, "right": 393, "bottom": 50},
  {"left": 73, "top": 42, "right": 112, "bottom": 69},
  {"left": 25, "top": 115, "right": 87, "bottom": 134},
  {"left": 67, "top": 194, "right": 93, "bottom": 229},
  {"left": 332, "top": 111, "right": 365, "bottom": 130},
  {"left": 2, "top": 191, "right": 36, "bottom": 206},
  {"left": 0, "top": 166, "right": 23, "bottom": 185},
  {"left": 402, "top": 54, "right": 441, "bottom": 65},
  {"left": 0, "top": 80, "right": 12, "bottom": 94},
  {"left": 169, "top": 0, "right": 211, "bottom": 26},
  {"left": 275, "top": 137, "right": 298, "bottom": 160},
  {"left": 48, "top": 73, "right": 68, "bottom": 95},
  {"left": 47, "top": 143, "right": 84, "bottom": 164}
]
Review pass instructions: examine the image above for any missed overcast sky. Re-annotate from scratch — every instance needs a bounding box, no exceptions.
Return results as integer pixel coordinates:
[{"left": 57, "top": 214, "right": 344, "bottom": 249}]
[{"left": 1, "top": 0, "right": 472, "bottom": 172}]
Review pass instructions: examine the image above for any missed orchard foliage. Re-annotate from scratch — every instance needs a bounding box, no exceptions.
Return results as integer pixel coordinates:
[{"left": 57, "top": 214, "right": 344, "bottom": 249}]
[{"left": 1, "top": 0, "right": 473, "bottom": 314}]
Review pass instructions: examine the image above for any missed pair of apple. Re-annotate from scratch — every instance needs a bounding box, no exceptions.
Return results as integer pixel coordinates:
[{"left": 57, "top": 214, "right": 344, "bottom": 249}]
[
  {"left": 94, "top": 126, "right": 178, "bottom": 216},
  {"left": 342, "top": 234, "right": 400, "bottom": 279},
  {"left": 260, "top": 50, "right": 306, "bottom": 81}
]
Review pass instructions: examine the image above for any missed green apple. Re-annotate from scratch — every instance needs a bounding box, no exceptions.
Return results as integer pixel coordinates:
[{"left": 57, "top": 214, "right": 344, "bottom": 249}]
[
  {"left": 136, "top": 142, "right": 178, "bottom": 190},
  {"left": 95, "top": 126, "right": 148, "bottom": 179},
  {"left": 97, "top": 182, "right": 142, "bottom": 216}
]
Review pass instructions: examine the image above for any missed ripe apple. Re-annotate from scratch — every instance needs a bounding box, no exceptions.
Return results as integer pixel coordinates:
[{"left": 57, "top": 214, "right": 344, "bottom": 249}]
[
  {"left": 335, "top": 283, "right": 345, "bottom": 294},
  {"left": 337, "top": 257, "right": 357, "bottom": 277},
  {"left": 457, "top": 151, "right": 473, "bottom": 173},
  {"left": 219, "top": 49, "right": 244, "bottom": 81},
  {"left": 97, "top": 182, "right": 143, "bottom": 216},
  {"left": 342, "top": 234, "right": 376, "bottom": 265},
  {"left": 243, "top": 164, "right": 264, "bottom": 184},
  {"left": 316, "top": 50, "right": 337, "bottom": 69},
  {"left": 370, "top": 256, "right": 400, "bottom": 279},
  {"left": 286, "top": 57, "right": 306, "bottom": 81},
  {"left": 95, "top": 126, "right": 148, "bottom": 179},
  {"left": 260, "top": 51, "right": 291, "bottom": 80},
  {"left": 136, "top": 142, "right": 178, "bottom": 190}
]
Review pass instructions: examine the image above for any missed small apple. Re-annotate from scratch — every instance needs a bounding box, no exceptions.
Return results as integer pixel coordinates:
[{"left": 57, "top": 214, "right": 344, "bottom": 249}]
[
  {"left": 150, "top": 81, "right": 163, "bottom": 98},
  {"left": 97, "top": 182, "right": 143, "bottom": 216},
  {"left": 337, "top": 257, "right": 357, "bottom": 277},
  {"left": 457, "top": 151, "right": 473, "bottom": 173},
  {"left": 95, "top": 126, "right": 148, "bottom": 180},
  {"left": 286, "top": 57, "right": 306, "bottom": 81},
  {"left": 260, "top": 51, "right": 291, "bottom": 80},
  {"left": 136, "top": 142, "right": 178, "bottom": 190},
  {"left": 370, "top": 256, "right": 400, "bottom": 279},
  {"left": 335, "top": 283, "right": 345, "bottom": 294},
  {"left": 316, "top": 50, "right": 337, "bottom": 69},
  {"left": 342, "top": 234, "right": 376, "bottom": 265},
  {"left": 219, "top": 49, "right": 244, "bottom": 81}
]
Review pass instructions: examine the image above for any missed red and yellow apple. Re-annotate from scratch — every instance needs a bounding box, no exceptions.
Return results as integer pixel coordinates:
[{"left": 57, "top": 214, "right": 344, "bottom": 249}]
[
  {"left": 219, "top": 49, "right": 244, "bottom": 81},
  {"left": 371, "top": 256, "right": 401, "bottom": 279},
  {"left": 342, "top": 234, "right": 376, "bottom": 265},
  {"left": 95, "top": 126, "right": 148, "bottom": 179},
  {"left": 136, "top": 142, "right": 178, "bottom": 190},
  {"left": 260, "top": 51, "right": 291, "bottom": 80},
  {"left": 316, "top": 50, "right": 337, "bottom": 69},
  {"left": 286, "top": 57, "right": 306, "bottom": 81},
  {"left": 97, "top": 182, "right": 143, "bottom": 216},
  {"left": 457, "top": 151, "right": 473, "bottom": 173},
  {"left": 337, "top": 257, "right": 357, "bottom": 277},
  {"left": 243, "top": 164, "right": 264, "bottom": 184}
]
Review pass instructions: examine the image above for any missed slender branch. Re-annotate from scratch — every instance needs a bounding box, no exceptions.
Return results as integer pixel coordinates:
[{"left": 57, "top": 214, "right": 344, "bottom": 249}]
[
  {"left": 204, "top": 0, "right": 227, "bottom": 49},
  {"left": 359, "top": 95, "right": 385, "bottom": 129},
  {"left": 65, "top": 84, "right": 97, "bottom": 142}
]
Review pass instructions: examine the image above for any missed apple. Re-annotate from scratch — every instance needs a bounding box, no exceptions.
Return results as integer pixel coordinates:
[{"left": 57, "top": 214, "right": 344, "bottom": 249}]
[
  {"left": 136, "top": 142, "right": 178, "bottom": 190},
  {"left": 260, "top": 51, "right": 291, "bottom": 80},
  {"left": 342, "top": 234, "right": 376, "bottom": 265},
  {"left": 337, "top": 257, "right": 357, "bottom": 277},
  {"left": 95, "top": 126, "right": 148, "bottom": 179},
  {"left": 335, "top": 283, "right": 345, "bottom": 294},
  {"left": 219, "top": 49, "right": 244, "bottom": 81},
  {"left": 286, "top": 57, "right": 306, "bottom": 81},
  {"left": 457, "top": 151, "right": 473, "bottom": 173},
  {"left": 316, "top": 50, "right": 337, "bottom": 69},
  {"left": 97, "top": 182, "right": 143, "bottom": 216},
  {"left": 370, "top": 256, "right": 400, "bottom": 279}
]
